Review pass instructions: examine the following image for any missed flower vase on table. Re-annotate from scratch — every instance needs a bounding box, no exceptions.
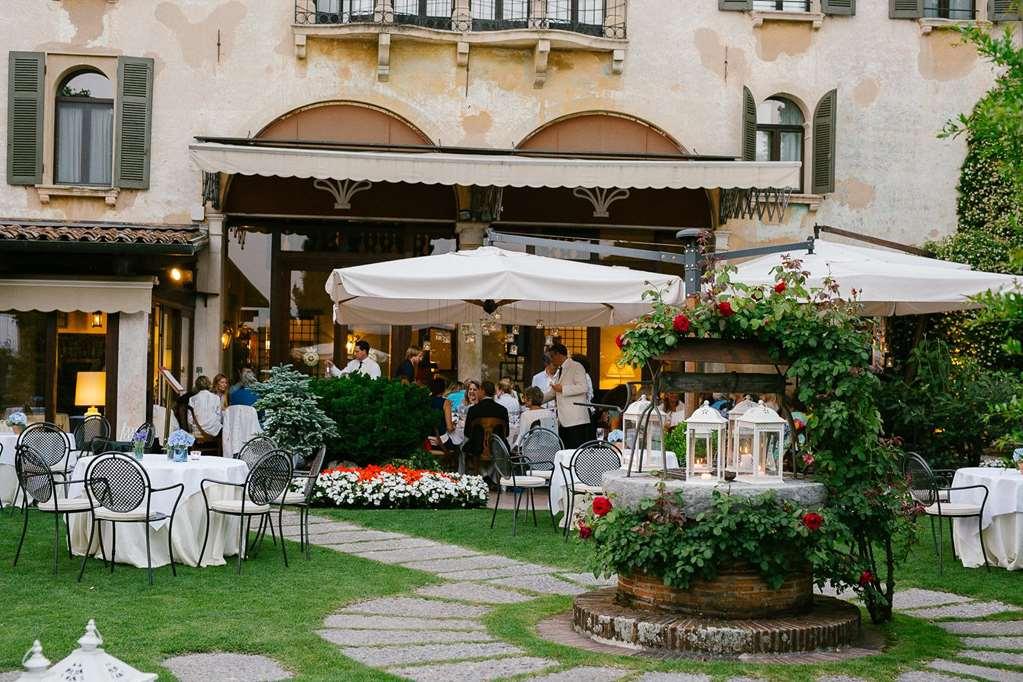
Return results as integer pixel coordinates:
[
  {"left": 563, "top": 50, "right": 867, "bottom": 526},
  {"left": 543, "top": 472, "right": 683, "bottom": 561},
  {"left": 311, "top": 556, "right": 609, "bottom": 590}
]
[
  {"left": 167, "top": 429, "right": 195, "bottom": 463},
  {"left": 131, "top": 430, "right": 147, "bottom": 461},
  {"left": 6, "top": 411, "right": 27, "bottom": 435}
]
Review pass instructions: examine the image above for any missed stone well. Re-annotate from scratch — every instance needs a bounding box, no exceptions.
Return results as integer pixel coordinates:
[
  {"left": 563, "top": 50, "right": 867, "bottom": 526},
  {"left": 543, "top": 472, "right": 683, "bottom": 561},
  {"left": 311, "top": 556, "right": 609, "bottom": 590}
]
[{"left": 571, "top": 471, "right": 860, "bottom": 657}]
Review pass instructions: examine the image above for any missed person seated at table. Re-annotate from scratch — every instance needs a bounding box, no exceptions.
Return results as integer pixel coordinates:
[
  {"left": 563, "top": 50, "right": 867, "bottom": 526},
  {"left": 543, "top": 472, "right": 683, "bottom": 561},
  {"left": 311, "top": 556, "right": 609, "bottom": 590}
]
[
  {"left": 212, "top": 373, "right": 231, "bottom": 410},
  {"left": 496, "top": 378, "right": 521, "bottom": 419},
  {"left": 395, "top": 347, "right": 421, "bottom": 383},
  {"left": 228, "top": 368, "right": 259, "bottom": 407},
  {"left": 446, "top": 381, "right": 466, "bottom": 412},
  {"left": 449, "top": 380, "right": 479, "bottom": 450},
  {"left": 429, "top": 377, "right": 455, "bottom": 445},
  {"left": 516, "top": 387, "right": 556, "bottom": 445},
  {"left": 463, "top": 381, "right": 508, "bottom": 460},
  {"left": 661, "top": 391, "right": 686, "bottom": 432},
  {"left": 188, "top": 375, "right": 223, "bottom": 445}
]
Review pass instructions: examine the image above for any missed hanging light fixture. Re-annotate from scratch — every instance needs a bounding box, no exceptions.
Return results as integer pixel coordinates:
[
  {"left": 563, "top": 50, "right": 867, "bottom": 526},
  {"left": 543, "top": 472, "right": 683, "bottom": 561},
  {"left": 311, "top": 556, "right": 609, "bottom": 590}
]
[{"left": 90, "top": 312, "right": 103, "bottom": 328}]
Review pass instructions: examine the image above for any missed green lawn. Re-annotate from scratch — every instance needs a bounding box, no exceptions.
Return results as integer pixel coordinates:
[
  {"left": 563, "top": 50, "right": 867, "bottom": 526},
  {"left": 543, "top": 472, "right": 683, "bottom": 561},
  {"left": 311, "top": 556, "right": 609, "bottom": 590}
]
[{"left": 0, "top": 510, "right": 435, "bottom": 681}]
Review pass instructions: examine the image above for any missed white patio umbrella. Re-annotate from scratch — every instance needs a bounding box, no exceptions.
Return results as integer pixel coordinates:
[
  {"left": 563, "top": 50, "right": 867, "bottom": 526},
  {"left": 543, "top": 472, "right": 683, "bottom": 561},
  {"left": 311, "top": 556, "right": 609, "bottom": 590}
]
[
  {"left": 325, "top": 246, "right": 684, "bottom": 326},
  {"left": 731, "top": 238, "right": 1020, "bottom": 316}
]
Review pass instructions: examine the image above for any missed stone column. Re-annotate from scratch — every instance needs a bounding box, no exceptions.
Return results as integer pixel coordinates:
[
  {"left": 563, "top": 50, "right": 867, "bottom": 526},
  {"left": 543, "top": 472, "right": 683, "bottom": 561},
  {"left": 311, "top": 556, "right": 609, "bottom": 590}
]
[
  {"left": 192, "top": 211, "right": 225, "bottom": 380},
  {"left": 455, "top": 221, "right": 487, "bottom": 382},
  {"left": 116, "top": 311, "right": 149, "bottom": 437}
]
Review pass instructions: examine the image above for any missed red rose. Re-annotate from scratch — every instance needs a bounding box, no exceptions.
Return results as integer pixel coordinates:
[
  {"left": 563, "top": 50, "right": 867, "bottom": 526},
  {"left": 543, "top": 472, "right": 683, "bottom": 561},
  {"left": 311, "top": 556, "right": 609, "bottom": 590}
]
[
  {"left": 801, "top": 512, "right": 823, "bottom": 531},
  {"left": 615, "top": 333, "right": 625, "bottom": 349},
  {"left": 592, "top": 496, "right": 613, "bottom": 517},
  {"left": 718, "top": 301, "right": 734, "bottom": 317},
  {"left": 858, "top": 570, "right": 875, "bottom": 587},
  {"left": 577, "top": 522, "right": 593, "bottom": 539},
  {"left": 774, "top": 281, "right": 787, "bottom": 294},
  {"left": 672, "top": 314, "right": 691, "bottom": 334}
]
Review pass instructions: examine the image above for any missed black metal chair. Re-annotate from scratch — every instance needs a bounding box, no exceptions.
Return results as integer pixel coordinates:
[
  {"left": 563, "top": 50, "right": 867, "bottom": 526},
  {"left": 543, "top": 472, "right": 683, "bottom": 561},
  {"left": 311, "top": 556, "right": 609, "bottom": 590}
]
[
  {"left": 490, "top": 433, "right": 546, "bottom": 536},
  {"left": 560, "top": 440, "right": 621, "bottom": 540},
  {"left": 77, "top": 452, "right": 184, "bottom": 585},
  {"left": 237, "top": 435, "right": 277, "bottom": 469},
  {"left": 13, "top": 445, "right": 93, "bottom": 573},
  {"left": 270, "top": 445, "right": 326, "bottom": 559},
  {"left": 73, "top": 415, "right": 111, "bottom": 459},
  {"left": 519, "top": 426, "right": 563, "bottom": 527},
  {"left": 89, "top": 438, "right": 133, "bottom": 456},
  {"left": 904, "top": 452, "right": 989, "bottom": 573},
  {"left": 199, "top": 449, "right": 293, "bottom": 574},
  {"left": 18, "top": 422, "right": 73, "bottom": 493}
]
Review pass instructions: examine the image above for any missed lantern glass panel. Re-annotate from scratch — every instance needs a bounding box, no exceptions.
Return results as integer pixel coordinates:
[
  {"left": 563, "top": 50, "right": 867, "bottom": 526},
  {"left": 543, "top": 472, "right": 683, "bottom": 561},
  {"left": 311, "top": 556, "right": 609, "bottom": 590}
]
[
  {"left": 761, "top": 428, "right": 783, "bottom": 477},
  {"left": 733, "top": 426, "right": 756, "bottom": 475}
]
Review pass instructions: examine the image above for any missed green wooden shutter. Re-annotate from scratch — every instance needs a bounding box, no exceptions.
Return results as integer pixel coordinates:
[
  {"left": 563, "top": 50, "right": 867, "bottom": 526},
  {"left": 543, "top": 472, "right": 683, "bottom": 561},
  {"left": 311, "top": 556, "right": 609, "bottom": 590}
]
[
  {"left": 822, "top": 0, "right": 855, "bottom": 15},
  {"left": 812, "top": 89, "right": 837, "bottom": 195},
  {"left": 990, "top": 0, "right": 1020, "bottom": 21},
  {"left": 6, "top": 52, "right": 44, "bottom": 186},
  {"left": 719, "top": 0, "right": 752, "bottom": 10},
  {"left": 114, "top": 56, "right": 154, "bottom": 189},
  {"left": 889, "top": 0, "right": 923, "bottom": 18},
  {"left": 742, "top": 86, "right": 757, "bottom": 162}
]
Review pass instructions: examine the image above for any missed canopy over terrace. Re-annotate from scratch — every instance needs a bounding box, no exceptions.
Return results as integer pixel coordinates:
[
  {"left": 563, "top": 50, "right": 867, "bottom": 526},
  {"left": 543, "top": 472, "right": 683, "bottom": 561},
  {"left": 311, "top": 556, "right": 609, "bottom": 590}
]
[
  {"left": 324, "top": 246, "right": 685, "bottom": 326},
  {"left": 731, "top": 238, "right": 1020, "bottom": 316}
]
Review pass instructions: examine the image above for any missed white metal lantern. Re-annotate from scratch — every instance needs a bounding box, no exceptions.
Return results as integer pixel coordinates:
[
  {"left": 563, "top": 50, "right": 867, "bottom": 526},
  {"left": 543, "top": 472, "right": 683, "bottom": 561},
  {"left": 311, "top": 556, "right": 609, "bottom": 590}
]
[
  {"left": 622, "top": 395, "right": 666, "bottom": 452},
  {"left": 39, "top": 620, "right": 157, "bottom": 682},
  {"left": 685, "top": 401, "right": 727, "bottom": 481},
  {"left": 726, "top": 395, "right": 757, "bottom": 463},
  {"left": 730, "top": 400, "right": 787, "bottom": 484}
]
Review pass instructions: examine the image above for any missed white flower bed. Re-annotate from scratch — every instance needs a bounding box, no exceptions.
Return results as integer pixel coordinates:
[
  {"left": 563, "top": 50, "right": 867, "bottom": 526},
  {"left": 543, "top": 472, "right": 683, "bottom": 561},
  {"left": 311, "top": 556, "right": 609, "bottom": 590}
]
[{"left": 313, "top": 465, "right": 489, "bottom": 509}]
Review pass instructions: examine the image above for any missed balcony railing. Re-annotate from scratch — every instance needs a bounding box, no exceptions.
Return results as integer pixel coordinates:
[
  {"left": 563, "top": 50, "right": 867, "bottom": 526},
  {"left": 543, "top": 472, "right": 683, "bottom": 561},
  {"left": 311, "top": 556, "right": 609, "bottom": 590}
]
[
  {"left": 752, "top": 0, "right": 811, "bottom": 11},
  {"left": 923, "top": 0, "right": 976, "bottom": 19},
  {"left": 295, "top": 0, "right": 627, "bottom": 39}
]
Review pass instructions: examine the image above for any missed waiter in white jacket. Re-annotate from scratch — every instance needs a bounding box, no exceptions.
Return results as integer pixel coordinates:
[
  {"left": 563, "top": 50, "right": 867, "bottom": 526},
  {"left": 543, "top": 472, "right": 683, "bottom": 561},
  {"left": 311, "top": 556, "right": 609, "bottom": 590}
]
[
  {"left": 542, "top": 343, "right": 594, "bottom": 448},
  {"left": 325, "top": 339, "right": 381, "bottom": 379}
]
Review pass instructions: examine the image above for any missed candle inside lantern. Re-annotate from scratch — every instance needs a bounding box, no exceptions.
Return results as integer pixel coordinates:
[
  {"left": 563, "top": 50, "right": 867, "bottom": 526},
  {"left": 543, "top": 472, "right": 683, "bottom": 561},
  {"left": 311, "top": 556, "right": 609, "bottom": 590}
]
[{"left": 699, "top": 472, "right": 713, "bottom": 480}]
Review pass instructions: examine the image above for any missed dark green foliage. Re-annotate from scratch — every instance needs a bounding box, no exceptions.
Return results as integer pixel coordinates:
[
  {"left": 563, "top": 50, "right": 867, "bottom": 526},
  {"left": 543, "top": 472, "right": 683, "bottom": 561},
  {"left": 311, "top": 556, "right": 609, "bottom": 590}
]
[
  {"left": 309, "top": 374, "right": 437, "bottom": 466},
  {"left": 253, "top": 364, "right": 338, "bottom": 459}
]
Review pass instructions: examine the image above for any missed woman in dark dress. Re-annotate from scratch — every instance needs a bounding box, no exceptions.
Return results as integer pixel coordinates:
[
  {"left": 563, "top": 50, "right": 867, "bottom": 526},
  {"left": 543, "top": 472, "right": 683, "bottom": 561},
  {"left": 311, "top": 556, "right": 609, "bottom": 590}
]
[
  {"left": 396, "top": 347, "right": 420, "bottom": 383},
  {"left": 429, "top": 377, "right": 454, "bottom": 444}
]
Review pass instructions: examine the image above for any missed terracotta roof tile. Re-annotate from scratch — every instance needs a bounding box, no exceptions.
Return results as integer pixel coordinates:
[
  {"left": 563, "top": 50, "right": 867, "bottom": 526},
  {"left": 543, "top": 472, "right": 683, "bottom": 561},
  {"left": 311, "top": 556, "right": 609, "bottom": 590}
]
[{"left": 0, "top": 220, "right": 206, "bottom": 249}]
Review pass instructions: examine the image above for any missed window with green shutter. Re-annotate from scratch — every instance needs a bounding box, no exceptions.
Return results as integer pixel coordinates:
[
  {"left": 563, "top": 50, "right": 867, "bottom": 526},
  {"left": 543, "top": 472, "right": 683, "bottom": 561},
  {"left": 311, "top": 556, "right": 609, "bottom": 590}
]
[
  {"left": 742, "top": 86, "right": 757, "bottom": 162},
  {"left": 822, "top": 0, "right": 855, "bottom": 15},
  {"left": 812, "top": 89, "right": 837, "bottom": 195},
  {"left": 114, "top": 56, "right": 154, "bottom": 189},
  {"left": 7, "top": 51, "right": 45, "bottom": 186},
  {"left": 990, "top": 0, "right": 1020, "bottom": 21},
  {"left": 889, "top": 0, "right": 923, "bottom": 18}
]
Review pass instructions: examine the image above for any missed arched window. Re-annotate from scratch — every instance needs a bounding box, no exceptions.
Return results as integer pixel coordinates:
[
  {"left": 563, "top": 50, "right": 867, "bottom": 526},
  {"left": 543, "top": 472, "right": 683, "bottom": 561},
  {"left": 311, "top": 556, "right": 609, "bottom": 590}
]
[
  {"left": 55, "top": 70, "right": 113, "bottom": 186},
  {"left": 756, "top": 97, "right": 804, "bottom": 191}
]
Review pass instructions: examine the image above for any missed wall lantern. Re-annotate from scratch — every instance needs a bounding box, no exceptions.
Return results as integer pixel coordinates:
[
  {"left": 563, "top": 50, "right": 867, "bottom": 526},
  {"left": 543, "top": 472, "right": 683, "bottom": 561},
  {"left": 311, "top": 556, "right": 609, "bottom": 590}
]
[{"left": 90, "top": 311, "right": 103, "bottom": 328}]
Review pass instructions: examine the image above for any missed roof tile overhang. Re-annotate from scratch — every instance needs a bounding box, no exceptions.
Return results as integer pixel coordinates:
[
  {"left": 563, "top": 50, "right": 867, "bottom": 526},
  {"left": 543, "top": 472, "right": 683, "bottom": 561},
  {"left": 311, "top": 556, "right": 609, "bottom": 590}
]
[{"left": 0, "top": 220, "right": 208, "bottom": 256}]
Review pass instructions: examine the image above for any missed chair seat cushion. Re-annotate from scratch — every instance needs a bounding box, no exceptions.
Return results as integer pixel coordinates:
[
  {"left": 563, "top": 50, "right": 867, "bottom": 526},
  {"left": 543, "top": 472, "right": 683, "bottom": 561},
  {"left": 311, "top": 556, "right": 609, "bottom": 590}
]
[
  {"left": 571, "top": 483, "right": 604, "bottom": 495},
  {"left": 925, "top": 502, "right": 982, "bottom": 517},
  {"left": 275, "top": 492, "right": 307, "bottom": 505},
  {"left": 526, "top": 470, "right": 553, "bottom": 480},
  {"left": 500, "top": 475, "right": 547, "bottom": 488},
  {"left": 211, "top": 499, "right": 271, "bottom": 514},
  {"left": 38, "top": 497, "right": 91, "bottom": 513},
  {"left": 94, "top": 508, "right": 166, "bottom": 522}
]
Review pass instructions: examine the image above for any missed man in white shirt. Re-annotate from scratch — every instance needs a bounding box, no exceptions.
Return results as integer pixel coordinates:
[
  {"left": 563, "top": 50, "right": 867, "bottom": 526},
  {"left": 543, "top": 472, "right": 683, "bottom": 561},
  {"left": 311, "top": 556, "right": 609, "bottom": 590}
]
[
  {"left": 325, "top": 339, "right": 381, "bottom": 379},
  {"left": 542, "top": 343, "right": 594, "bottom": 449},
  {"left": 531, "top": 355, "right": 557, "bottom": 409}
]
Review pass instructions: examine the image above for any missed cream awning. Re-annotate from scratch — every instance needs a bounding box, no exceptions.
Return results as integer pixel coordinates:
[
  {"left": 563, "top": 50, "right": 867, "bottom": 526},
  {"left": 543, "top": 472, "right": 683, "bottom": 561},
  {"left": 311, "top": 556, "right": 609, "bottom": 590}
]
[
  {"left": 188, "top": 141, "right": 801, "bottom": 190},
  {"left": 0, "top": 277, "right": 154, "bottom": 314}
]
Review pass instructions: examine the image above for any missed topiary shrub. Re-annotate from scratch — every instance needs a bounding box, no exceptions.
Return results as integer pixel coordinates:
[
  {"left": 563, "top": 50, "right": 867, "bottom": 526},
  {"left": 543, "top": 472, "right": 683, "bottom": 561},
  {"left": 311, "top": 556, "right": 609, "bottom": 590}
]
[
  {"left": 253, "top": 364, "right": 338, "bottom": 460},
  {"left": 309, "top": 374, "right": 438, "bottom": 466}
]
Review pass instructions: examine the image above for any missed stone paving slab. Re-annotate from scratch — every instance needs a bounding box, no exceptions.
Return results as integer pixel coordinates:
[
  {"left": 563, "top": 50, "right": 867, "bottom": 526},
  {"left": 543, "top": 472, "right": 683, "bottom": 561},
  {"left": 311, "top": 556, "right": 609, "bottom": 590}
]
[
  {"left": 388, "top": 656, "right": 556, "bottom": 682},
  {"left": 0, "top": 673, "right": 20, "bottom": 682},
  {"left": 928, "top": 659, "right": 1023, "bottom": 681},
  {"left": 163, "top": 653, "right": 292, "bottom": 681},
  {"left": 815, "top": 677, "right": 867, "bottom": 682},
  {"left": 893, "top": 589, "right": 975, "bottom": 610},
  {"left": 942, "top": 621, "right": 1023, "bottom": 636},
  {"left": 898, "top": 673, "right": 970, "bottom": 682},
  {"left": 303, "top": 530, "right": 407, "bottom": 544},
  {"left": 353, "top": 545, "right": 481, "bottom": 564},
  {"left": 558, "top": 572, "right": 616, "bottom": 587},
  {"left": 323, "top": 614, "right": 486, "bottom": 631},
  {"left": 527, "top": 666, "right": 632, "bottom": 681},
  {"left": 442, "top": 564, "right": 559, "bottom": 581},
  {"left": 334, "top": 537, "right": 439, "bottom": 553},
  {"left": 634, "top": 673, "right": 712, "bottom": 682},
  {"left": 958, "top": 636, "right": 1023, "bottom": 650},
  {"left": 341, "top": 597, "right": 489, "bottom": 619},
  {"left": 416, "top": 582, "right": 534, "bottom": 604},
  {"left": 960, "top": 650, "right": 1023, "bottom": 666},
  {"left": 318, "top": 628, "right": 495, "bottom": 646},
  {"left": 487, "top": 574, "right": 589, "bottom": 596},
  {"left": 403, "top": 555, "right": 524, "bottom": 574},
  {"left": 815, "top": 584, "right": 857, "bottom": 601},
  {"left": 341, "top": 641, "right": 522, "bottom": 667},
  {"left": 906, "top": 602, "right": 1018, "bottom": 620}
]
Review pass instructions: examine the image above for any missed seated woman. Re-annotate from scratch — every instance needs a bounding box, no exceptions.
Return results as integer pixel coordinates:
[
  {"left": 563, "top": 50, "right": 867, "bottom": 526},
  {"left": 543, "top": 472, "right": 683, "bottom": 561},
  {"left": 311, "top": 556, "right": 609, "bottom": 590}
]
[
  {"left": 187, "top": 375, "right": 223, "bottom": 452},
  {"left": 516, "top": 386, "right": 556, "bottom": 446},
  {"left": 429, "top": 377, "right": 454, "bottom": 447},
  {"left": 661, "top": 391, "right": 686, "bottom": 432}
]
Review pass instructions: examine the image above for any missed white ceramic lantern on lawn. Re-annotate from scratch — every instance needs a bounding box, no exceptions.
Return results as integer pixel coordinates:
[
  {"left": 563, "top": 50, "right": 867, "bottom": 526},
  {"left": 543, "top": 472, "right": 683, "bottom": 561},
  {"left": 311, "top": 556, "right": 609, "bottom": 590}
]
[
  {"left": 21, "top": 619, "right": 158, "bottom": 682},
  {"left": 730, "top": 400, "right": 786, "bottom": 483},
  {"left": 685, "top": 401, "right": 727, "bottom": 481}
]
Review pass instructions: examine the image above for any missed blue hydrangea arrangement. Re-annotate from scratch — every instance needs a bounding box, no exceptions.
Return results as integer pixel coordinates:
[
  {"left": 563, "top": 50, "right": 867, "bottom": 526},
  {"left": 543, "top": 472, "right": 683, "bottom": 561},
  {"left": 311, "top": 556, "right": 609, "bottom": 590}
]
[{"left": 6, "top": 412, "right": 27, "bottom": 427}]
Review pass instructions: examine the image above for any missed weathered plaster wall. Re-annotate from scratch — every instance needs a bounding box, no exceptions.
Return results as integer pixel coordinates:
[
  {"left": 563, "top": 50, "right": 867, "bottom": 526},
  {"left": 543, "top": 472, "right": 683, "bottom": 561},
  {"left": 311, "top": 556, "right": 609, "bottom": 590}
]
[{"left": 0, "top": 0, "right": 1009, "bottom": 245}]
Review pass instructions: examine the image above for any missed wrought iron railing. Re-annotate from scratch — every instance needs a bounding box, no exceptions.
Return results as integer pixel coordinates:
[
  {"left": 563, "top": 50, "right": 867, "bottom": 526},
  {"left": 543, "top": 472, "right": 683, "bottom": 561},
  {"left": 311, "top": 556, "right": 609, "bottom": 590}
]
[
  {"left": 923, "top": 0, "right": 976, "bottom": 19},
  {"left": 751, "top": 0, "right": 811, "bottom": 10},
  {"left": 295, "top": 0, "right": 627, "bottom": 38}
]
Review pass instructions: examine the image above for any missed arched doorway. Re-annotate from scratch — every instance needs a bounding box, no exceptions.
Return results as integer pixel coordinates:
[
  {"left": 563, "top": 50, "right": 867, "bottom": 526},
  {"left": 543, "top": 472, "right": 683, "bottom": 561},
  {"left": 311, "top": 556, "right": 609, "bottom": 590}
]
[{"left": 221, "top": 102, "right": 457, "bottom": 380}]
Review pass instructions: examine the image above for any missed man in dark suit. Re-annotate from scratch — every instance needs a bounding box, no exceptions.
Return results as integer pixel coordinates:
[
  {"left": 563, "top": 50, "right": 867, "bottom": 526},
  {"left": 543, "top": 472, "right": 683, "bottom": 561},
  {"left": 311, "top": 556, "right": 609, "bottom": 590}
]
[{"left": 463, "top": 380, "right": 509, "bottom": 460}]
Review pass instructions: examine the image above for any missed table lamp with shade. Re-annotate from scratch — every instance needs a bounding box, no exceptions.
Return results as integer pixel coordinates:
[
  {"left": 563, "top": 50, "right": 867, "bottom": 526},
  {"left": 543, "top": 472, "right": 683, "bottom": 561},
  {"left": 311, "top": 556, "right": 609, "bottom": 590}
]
[{"left": 75, "top": 371, "right": 106, "bottom": 416}]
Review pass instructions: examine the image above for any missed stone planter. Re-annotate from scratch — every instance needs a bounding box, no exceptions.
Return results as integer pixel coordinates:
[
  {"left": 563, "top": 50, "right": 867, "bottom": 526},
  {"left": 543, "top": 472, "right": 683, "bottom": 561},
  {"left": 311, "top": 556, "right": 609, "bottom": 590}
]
[{"left": 617, "top": 561, "right": 813, "bottom": 619}]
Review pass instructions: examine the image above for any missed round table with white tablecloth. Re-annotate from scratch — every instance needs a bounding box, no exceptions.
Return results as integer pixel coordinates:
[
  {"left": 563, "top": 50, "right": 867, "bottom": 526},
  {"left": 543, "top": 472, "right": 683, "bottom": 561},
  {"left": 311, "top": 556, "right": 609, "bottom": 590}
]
[
  {"left": 0, "top": 431, "right": 76, "bottom": 505},
  {"left": 67, "top": 454, "right": 249, "bottom": 568},
  {"left": 549, "top": 448, "right": 678, "bottom": 527},
  {"left": 951, "top": 467, "right": 1023, "bottom": 570}
]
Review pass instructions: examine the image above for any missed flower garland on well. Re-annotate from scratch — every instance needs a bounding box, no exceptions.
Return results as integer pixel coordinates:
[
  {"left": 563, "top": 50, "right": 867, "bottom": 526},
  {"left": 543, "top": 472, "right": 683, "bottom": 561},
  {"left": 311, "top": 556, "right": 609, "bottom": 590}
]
[
  {"left": 614, "top": 257, "right": 915, "bottom": 624},
  {"left": 313, "top": 464, "right": 488, "bottom": 509}
]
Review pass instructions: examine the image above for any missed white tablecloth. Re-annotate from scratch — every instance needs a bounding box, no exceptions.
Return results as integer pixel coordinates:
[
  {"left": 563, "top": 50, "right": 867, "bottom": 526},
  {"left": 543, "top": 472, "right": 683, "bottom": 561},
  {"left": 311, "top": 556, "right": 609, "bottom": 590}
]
[
  {"left": 0, "top": 431, "right": 76, "bottom": 506},
  {"left": 68, "top": 454, "right": 249, "bottom": 568},
  {"left": 549, "top": 448, "right": 678, "bottom": 526},
  {"left": 952, "top": 467, "right": 1023, "bottom": 570}
]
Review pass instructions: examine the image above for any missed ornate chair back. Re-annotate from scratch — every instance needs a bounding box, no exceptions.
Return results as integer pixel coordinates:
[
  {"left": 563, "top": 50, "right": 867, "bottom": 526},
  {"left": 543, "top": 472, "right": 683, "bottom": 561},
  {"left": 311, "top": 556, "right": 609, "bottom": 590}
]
[
  {"left": 297, "top": 445, "right": 327, "bottom": 501},
  {"left": 74, "top": 415, "right": 111, "bottom": 453},
  {"left": 238, "top": 435, "right": 277, "bottom": 469},
  {"left": 904, "top": 452, "right": 940, "bottom": 507},
  {"left": 521, "top": 427, "right": 562, "bottom": 469},
  {"left": 84, "top": 453, "right": 150, "bottom": 514},
  {"left": 490, "top": 433, "right": 515, "bottom": 480},
  {"left": 18, "top": 422, "right": 71, "bottom": 471},
  {"left": 14, "top": 445, "right": 57, "bottom": 505},
  {"left": 133, "top": 422, "right": 156, "bottom": 449},
  {"left": 570, "top": 441, "right": 622, "bottom": 487},
  {"left": 246, "top": 450, "right": 293, "bottom": 506}
]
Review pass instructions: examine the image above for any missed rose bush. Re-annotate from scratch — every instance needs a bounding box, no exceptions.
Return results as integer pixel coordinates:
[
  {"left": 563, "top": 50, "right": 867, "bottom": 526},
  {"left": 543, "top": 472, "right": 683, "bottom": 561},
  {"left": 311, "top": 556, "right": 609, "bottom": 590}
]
[{"left": 313, "top": 464, "right": 488, "bottom": 509}]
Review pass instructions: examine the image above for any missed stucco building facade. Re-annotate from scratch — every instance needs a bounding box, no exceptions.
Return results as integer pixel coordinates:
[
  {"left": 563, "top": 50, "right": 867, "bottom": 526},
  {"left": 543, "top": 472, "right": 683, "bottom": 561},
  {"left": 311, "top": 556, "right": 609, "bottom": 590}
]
[{"left": 0, "top": 0, "right": 1016, "bottom": 437}]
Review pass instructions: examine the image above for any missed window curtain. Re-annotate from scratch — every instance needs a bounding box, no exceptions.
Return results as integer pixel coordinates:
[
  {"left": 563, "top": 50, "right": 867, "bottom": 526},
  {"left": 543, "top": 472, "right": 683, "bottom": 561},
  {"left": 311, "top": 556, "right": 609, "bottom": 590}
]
[
  {"left": 88, "top": 105, "right": 113, "bottom": 186},
  {"left": 780, "top": 131, "right": 802, "bottom": 163},
  {"left": 56, "top": 104, "right": 84, "bottom": 185},
  {"left": 56, "top": 101, "right": 112, "bottom": 186}
]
